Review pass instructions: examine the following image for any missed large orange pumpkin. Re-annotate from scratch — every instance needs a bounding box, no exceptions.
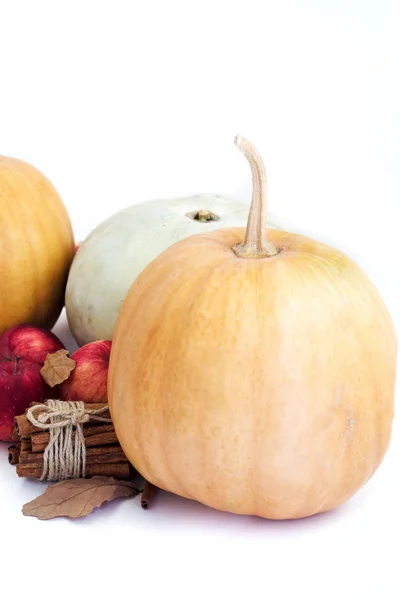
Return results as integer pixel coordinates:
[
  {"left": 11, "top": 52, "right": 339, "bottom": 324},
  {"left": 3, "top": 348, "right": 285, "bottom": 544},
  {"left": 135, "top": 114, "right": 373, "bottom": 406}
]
[
  {"left": 109, "top": 136, "right": 397, "bottom": 519},
  {"left": 0, "top": 156, "right": 75, "bottom": 333}
]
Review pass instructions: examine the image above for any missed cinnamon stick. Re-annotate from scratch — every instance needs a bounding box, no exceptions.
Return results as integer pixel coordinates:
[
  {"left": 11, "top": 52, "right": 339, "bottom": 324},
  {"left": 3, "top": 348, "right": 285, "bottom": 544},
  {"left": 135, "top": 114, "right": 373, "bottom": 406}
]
[
  {"left": 21, "top": 439, "right": 32, "bottom": 452},
  {"left": 8, "top": 444, "right": 21, "bottom": 466},
  {"left": 32, "top": 422, "right": 114, "bottom": 441},
  {"left": 19, "top": 445, "right": 127, "bottom": 466},
  {"left": 11, "top": 402, "right": 138, "bottom": 483},
  {"left": 30, "top": 426, "right": 118, "bottom": 453},
  {"left": 141, "top": 481, "right": 159, "bottom": 509},
  {"left": 16, "top": 461, "right": 135, "bottom": 480},
  {"left": 14, "top": 403, "right": 110, "bottom": 437}
]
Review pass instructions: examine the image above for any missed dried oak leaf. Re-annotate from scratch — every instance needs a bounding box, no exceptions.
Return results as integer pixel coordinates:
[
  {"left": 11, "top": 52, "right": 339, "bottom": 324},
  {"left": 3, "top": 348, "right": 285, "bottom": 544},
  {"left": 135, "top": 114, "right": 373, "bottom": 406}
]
[
  {"left": 40, "top": 349, "right": 76, "bottom": 387},
  {"left": 22, "top": 477, "right": 140, "bottom": 520}
]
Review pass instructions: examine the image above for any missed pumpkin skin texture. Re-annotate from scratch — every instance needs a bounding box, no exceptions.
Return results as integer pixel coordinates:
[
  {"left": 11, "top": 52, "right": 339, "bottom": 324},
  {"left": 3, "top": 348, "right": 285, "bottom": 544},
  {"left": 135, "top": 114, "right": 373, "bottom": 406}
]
[
  {"left": 109, "top": 228, "right": 397, "bottom": 519},
  {"left": 65, "top": 195, "right": 280, "bottom": 346},
  {"left": 108, "top": 138, "right": 397, "bottom": 520},
  {"left": 0, "top": 156, "right": 75, "bottom": 333}
]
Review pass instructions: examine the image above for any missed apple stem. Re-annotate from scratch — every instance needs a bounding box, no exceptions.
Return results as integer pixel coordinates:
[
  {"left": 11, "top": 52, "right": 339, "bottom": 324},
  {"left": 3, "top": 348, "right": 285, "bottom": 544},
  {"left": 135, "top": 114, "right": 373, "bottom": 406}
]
[{"left": 14, "top": 355, "right": 20, "bottom": 374}]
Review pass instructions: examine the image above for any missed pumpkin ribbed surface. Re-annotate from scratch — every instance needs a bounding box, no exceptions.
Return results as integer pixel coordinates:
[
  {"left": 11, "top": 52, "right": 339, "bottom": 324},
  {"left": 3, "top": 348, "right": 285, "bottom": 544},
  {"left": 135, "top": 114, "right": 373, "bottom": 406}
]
[
  {"left": 109, "top": 228, "right": 397, "bottom": 519},
  {"left": 0, "top": 156, "right": 75, "bottom": 332}
]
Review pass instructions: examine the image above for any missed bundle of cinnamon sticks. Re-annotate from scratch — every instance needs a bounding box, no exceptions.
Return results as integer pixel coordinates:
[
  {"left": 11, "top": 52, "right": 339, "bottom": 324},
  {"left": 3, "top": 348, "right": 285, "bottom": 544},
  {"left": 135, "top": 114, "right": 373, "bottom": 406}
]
[{"left": 9, "top": 402, "right": 136, "bottom": 481}]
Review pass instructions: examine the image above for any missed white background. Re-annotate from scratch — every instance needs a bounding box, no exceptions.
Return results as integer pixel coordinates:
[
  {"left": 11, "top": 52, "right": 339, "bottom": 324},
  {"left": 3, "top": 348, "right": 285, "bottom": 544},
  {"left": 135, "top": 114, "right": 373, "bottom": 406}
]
[{"left": 0, "top": 1, "right": 399, "bottom": 599}]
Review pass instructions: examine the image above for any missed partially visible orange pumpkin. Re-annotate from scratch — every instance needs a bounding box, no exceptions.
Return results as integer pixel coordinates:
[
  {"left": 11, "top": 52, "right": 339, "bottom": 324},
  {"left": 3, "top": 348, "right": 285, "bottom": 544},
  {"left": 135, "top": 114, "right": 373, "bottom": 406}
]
[
  {"left": 109, "top": 136, "right": 397, "bottom": 520},
  {"left": 0, "top": 156, "right": 75, "bottom": 333}
]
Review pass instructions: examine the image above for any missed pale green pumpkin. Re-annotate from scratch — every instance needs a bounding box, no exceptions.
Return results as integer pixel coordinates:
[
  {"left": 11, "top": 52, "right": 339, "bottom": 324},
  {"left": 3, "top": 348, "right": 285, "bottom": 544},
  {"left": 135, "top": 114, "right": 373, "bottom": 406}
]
[{"left": 65, "top": 194, "right": 281, "bottom": 345}]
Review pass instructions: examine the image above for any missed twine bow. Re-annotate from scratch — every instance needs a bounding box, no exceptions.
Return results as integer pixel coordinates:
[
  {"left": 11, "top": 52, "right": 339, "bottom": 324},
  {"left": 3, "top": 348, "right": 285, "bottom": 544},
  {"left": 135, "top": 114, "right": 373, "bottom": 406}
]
[{"left": 26, "top": 400, "right": 112, "bottom": 481}]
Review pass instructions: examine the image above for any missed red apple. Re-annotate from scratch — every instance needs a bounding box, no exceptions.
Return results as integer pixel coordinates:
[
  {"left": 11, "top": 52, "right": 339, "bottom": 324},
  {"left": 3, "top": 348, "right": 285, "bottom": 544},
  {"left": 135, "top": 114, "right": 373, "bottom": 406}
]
[
  {"left": 0, "top": 324, "right": 65, "bottom": 442},
  {"left": 60, "top": 340, "right": 111, "bottom": 403}
]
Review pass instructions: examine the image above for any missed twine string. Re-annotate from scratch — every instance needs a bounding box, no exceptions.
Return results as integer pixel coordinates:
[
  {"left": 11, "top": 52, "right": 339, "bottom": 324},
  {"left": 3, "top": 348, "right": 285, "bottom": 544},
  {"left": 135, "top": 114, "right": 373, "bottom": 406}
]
[{"left": 26, "top": 400, "right": 112, "bottom": 481}]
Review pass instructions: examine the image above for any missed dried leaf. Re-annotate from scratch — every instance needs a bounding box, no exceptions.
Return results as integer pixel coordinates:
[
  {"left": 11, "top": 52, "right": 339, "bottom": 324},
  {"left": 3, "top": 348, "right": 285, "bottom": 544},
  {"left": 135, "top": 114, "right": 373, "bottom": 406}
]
[
  {"left": 22, "top": 476, "right": 140, "bottom": 520},
  {"left": 40, "top": 349, "right": 76, "bottom": 387}
]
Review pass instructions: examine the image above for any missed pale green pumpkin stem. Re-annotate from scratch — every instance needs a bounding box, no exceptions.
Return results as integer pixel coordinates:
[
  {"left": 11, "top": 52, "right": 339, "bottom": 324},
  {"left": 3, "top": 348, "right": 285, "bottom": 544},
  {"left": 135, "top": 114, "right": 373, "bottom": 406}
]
[
  {"left": 186, "top": 209, "right": 220, "bottom": 223},
  {"left": 233, "top": 135, "right": 278, "bottom": 259}
]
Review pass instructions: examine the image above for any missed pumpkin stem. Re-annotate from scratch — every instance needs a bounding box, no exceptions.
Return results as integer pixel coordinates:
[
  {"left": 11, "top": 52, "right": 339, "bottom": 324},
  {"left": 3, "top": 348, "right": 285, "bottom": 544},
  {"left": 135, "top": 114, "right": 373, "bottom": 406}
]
[
  {"left": 186, "top": 209, "right": 220, "bottom": 223},
  {"left": 233, "top": 135, "right": 279, "bottom": 259}
]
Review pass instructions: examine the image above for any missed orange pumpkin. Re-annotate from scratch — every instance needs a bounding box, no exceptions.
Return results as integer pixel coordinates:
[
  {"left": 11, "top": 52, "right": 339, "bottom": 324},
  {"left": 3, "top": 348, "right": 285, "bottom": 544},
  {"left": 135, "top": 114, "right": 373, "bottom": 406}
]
[
  {"left": 0, "top": 156, "right": 75, "bottom": 333},
  {"left": 109, "top": 136, "right": 397, "bottom": 519}
]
